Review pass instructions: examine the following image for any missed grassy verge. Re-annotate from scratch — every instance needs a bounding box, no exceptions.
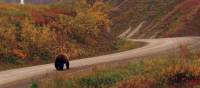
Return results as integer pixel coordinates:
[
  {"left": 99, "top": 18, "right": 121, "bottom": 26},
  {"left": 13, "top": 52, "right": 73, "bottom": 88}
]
[
  {"left": 113, "top": 39, "right": 145, "bottom": 52},
  {"left": 35, "top": 49, "right": 200, "bottom": 88},
  {"left": 0, "top": 40, "right": 145, "bottom": 71},
  {"left": 81, "top": 39, "right": 146, "bottom": 59}
]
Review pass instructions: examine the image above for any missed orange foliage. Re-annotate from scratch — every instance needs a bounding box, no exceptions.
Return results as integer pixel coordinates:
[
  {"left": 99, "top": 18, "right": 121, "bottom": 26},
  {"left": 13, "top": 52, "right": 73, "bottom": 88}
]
[{"left": 11, "top": 49, "right": 27, "bottom": 59}]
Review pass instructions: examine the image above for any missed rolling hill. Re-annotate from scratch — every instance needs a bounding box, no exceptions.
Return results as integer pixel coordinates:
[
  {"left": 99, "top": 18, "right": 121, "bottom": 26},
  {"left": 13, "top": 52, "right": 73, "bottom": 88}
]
[
  {"left": 0, "top": 1, "right": 116, "bottom": 67},
  {"left": 109, "top": 0, "right": 200, "bottom": 38}
]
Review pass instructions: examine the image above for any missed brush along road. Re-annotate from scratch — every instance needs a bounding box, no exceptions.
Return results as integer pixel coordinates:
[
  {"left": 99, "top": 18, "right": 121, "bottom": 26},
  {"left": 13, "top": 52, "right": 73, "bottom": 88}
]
[{"left": 0, "top": 37, "right": 200, "bottom": 87}]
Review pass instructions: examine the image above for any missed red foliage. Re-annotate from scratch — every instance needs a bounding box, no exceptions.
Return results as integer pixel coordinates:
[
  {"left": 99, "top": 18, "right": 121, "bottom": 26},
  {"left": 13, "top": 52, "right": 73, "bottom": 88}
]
[
  {"left": 11, "top": 49, "right": 27, "bottom": 59},
  {"left": 30, "top": 9, "right": 48, "bottom": 25},
  {"left": 29, "top": 8, "right": 76, "bottom": 26},
  {"left": 188, "top": 79, "right": 200, "bottom": 87},
  {"left": 46, "top": 8, "right": 76, "bottom": 16}
]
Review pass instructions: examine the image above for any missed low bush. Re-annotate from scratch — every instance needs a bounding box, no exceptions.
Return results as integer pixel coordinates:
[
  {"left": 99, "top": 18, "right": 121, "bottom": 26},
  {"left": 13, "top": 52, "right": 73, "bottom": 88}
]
[{"left": 0, "top": 55, "right": 22, "bottom": 64}]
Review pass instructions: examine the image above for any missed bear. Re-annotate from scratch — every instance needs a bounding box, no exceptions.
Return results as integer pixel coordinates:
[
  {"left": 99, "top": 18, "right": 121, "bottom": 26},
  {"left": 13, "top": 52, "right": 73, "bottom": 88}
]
[{"left": 54, "top": 54, "right": 69, "bottom": 71}]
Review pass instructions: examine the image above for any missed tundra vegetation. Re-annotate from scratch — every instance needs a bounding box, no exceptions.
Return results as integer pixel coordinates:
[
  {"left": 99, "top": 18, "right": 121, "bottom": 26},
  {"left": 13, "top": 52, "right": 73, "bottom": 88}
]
[
  {"left": 0, "top": 0, "right": 144, "bottom": 70},
  {"left": 35, "top": 47, "right": 200, "bottom": 88},
  {"left": 110, "top": 0, "right": 183, "bottom": 37},
  {"left": 110, "top": 0, "right": 200, "bottom": 38}
]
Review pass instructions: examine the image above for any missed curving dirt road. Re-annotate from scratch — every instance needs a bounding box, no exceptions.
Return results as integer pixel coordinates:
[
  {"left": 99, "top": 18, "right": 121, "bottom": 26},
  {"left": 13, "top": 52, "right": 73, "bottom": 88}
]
[{"left": 0, "top": 37, "right": 200, "bottom": 87}]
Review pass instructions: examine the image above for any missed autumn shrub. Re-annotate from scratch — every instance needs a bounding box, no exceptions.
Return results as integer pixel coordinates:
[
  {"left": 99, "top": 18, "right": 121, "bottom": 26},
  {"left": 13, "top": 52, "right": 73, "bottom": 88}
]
[
  {"left": 18, "top": 18, "right": 57, "bottom": 62},
  {"left": 115, "top": 57, "right": 200, "bottom": 88},
  {"left": 159, "top": 60, "right": 200, "bottom": 87},
  {"left": 156, "top": 46, "right": 200, "bottom": 87},
  {"left": 0, "top": 16, "right": 57, "bottom": 64}
]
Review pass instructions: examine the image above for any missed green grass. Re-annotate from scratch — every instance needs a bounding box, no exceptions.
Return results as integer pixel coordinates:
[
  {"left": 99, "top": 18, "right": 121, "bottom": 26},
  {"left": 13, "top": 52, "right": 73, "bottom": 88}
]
[
  {"left": 36, "top": 50, "right": 200, "bottom": 88},
  {"left": 111, "top": 39, "right": 146, "bottom": 52},
  {"left": 31, "top": 81, "right": 39, "bottom": 88}
]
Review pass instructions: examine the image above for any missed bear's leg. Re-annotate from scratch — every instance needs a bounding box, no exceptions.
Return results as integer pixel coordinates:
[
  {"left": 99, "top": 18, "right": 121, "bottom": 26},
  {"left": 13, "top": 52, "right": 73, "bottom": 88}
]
[
  {"left": 55, "top": 63, "right": 60, "bottom": 70},
  {"left": 66, "top": 61, "right": 69, "bottom": 69},
  {"left": 59, "top": 64, "right": 64, "bottom": 71},
  {"left": 56, "top": 66, "right": 60, "bottom": 70}
]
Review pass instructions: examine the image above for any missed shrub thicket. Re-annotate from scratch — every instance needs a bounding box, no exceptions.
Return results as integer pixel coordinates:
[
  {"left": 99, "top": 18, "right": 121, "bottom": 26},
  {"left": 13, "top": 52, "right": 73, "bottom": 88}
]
[{"left": 0, "top": 0, "right": 112, "bottom": 65}]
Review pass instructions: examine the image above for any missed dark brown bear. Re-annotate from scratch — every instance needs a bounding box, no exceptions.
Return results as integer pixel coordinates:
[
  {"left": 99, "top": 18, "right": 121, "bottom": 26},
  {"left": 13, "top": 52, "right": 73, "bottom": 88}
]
[{"left": 54, "top": 54, "right": 69, "bottom": 71}]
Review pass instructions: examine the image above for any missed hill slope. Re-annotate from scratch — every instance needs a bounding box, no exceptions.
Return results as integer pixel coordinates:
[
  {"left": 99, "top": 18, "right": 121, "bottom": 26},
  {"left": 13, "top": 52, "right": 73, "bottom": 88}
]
[
  {"left": 152, "top": 0, "right": 200, "bottom": 37},
  {"left": 0, "top": 1, "right": 114, "bottom": 66},
  {"left": 110, "top": 0, "right": 200, "bottom": 38}
]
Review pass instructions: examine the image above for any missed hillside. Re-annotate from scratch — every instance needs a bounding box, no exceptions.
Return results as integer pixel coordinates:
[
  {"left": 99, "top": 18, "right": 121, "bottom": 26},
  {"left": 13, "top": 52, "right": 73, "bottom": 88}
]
[
  {"left": 3, "top": 0, "right": 200, "bottom": 38},
  {"left": 0, "top": 0, "right": 147, "bottom": 71},
  {"left": 152, "top": 0, "right": 200, "bottom": 37},
  {"left": 0, "top": 1, "right": 114, "bottom": 67},
  {"left": 110, "top": 0, "right": 200, "bottom": 38}
]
